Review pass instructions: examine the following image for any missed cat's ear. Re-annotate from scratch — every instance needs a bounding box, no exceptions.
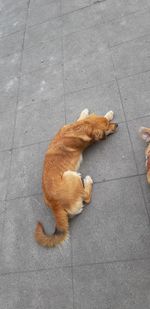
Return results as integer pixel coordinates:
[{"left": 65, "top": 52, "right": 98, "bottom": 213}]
[{"left": 139, "top": 127, "right": 150, "bottom": 142}]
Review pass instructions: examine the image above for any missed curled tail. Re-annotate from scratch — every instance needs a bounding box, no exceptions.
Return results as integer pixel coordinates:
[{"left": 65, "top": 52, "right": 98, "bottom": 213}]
[{"left": 35, "top": 208, "right": 68, "bottom": 248}]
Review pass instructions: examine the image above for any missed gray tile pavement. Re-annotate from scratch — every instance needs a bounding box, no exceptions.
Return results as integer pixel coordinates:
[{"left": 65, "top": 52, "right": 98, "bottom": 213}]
[
  {"left": 1, "top": 195, "right": 71, "bottom": 273},
  {"left": 0, "top": 151, "right": 11, "bottom": 201},
  {"left": 0, "top": 0, "right": 150, "bottom": 307},
  {"left": 118, "top": 71, "right": 150, "bottom": 121},
  {"left": 71, "top": 177, "right": 150, "bottom": 265},
  {"left": 107, "top": 9, "right": 150, "bottom": 47},
  {"left": 14, "top": 96, "right": 65, "bottom": 147},
  {"left": 18, "top": 64, "right": 63, "bottom": 108},
  {"left": 22, "top": 38, "right": 62, "bottom": 73},
  {"left": 62, "top": 4, "right": 103, "bottom": 35},
  {"left": 0, "top": 53, "right": 21, "bottom": 82},
  {"left": 0, "top": 31, "right": 24, "bottom": 58},
  {"left": 0, "top": 201, "right": 6, "bottom": 215},
  {"left": 0, "top": 111, "right": 15, "bottom": 151},
  {"left": 7, "top": 142, "right": 47, "bottom": 199},
  {"left": 61, "top": 0, "right": 90, "bottom": 14},
  {"left": 111, "top": 35, "right": 150, "bottom": 79},
  {"left": 0, "top": 268, "right": 73, "bottom": 309},
  {"left": 65, "top": 80, "right": 125, "bottom": 123},
  {"left": 27, "top": 0, "right": 61, "bottom": 27},
  {"left": 0, "top": 2, "right": 27, "bottom": 37},
  {"left": 93, "top": 0, "right": 150, "bottom": 21},
  {"left": 24, "top": 17, "right": 62, "bottom": 49},
  {"left": 0, "top": 76, "right": 18, "bottom": 113},
  {"left": 73, "top": 260, "right": 150, "bottom": 309}
]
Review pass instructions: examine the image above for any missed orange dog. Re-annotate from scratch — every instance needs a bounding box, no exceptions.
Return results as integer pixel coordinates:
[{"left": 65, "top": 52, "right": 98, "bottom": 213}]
[
  {"left": 139, "top": 126, "right": 150, "bottom": 184},
  {"left": 35, "top": 109, "right": 118, "bottom": 247}
]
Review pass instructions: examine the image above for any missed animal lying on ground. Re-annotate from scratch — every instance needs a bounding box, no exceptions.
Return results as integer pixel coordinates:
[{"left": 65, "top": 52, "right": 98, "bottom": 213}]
[
  {"left": 35, "top": 109, "right": 118, "bottom": 247},
  {"left": 139, "top": 126, "right": 150, "bottom": 184}
]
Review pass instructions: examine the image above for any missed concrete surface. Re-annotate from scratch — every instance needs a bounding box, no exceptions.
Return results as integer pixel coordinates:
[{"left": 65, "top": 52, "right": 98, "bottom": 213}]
[{"left": 0, "top": 0, "right": 150, "bottom": 308}]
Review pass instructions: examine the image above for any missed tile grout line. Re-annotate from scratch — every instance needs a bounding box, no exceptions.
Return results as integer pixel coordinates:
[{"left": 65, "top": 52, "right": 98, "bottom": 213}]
[
  {"left": 64, "top": 69, "right": 150, "bottom": 96},
  {"left": 71, "top": 255, "right": 150, "bottom": 269},
  {"left": 5, "top": 0, "right": 31, "bottom": 203},
  {"left": 0, "top": 29, "right": 23, "bottom": 40},
  {"left": 115, "top": 78, "right": 150, "bottom": 223},
  {"left": 0, "top": 106, "right": 150, "bottom": 123},
  {"left": 1, "top": 2, "right": 150, "bottom": 299},
  {"left": 62, "top": 6, "right": 150, "bottom": 42},
  {"left": 60, "top": 2, "right": 74, "bottom": 307},
  {"left": 1, "top": 0, "right": 150, "bottom": 276},
  {"left": 60, "top": 2, "right": 67, "bottom": 125},
  {"left": 41, "top": 67, "right": 150, "bottom": 93},
  {"left": 107, "top": 31, "right": 150, "bottom": 223},
  {"left": 0, "top": 264, "right": 72, "bottom": 277},
  {"left": 0, "top": 0, "right": 89, "bottom": 42},
  {"left": 1, "top": 59, "right": 150, "bottom": 104},
  {"left": 109, "top": 32, "right": 150, "bottom": 50},
  {"left": 0, "top": 2, "right": 149, "bottom": 60},
  {"left": 4, "top": 172, "right": 146, "bottom": 203},
  {"left": 2, "top": 57, "right": 150, "bottom": 84},
  {"left": 0, "top": 0, "right": 31, "bottom": 269},
  {"left": 1, "top": 112, "right": 150, "bottom": 154},
  {"left": 58, "top": 0, "right": 150, "bottom": 21},
  {"left": 0, "top": 255, "right": 150, "bottom": 278},
  {"left": 102, "top": 5, "right": 150, "bottom": 24}
]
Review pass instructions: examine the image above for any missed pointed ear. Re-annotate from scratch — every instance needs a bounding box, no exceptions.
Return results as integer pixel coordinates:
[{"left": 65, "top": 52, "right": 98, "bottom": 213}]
[{"left": 139, "top": 127, "right": 150, "bottom": 142}]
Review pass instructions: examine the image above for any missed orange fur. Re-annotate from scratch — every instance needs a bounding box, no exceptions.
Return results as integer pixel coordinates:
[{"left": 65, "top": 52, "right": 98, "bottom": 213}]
[
  {"left": 139, "top": 126, "right": 150, "bottom": 184},
  {"left": 35, "top": 111, "right": 118, "bottom": 247}
]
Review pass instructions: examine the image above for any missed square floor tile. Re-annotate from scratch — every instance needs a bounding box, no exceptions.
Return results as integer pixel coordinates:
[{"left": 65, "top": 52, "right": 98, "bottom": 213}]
[
  {"left": 1, "top": 195, "right": 71, "bottom": 272},
  {"left": 73, "top": 260, "right": 150, "bottom": 309},
  {"left": 7, "top": 143, "right": 47, "bottom": 199},
  {"left": 107, "top": 10, "right": 150, "bottom": 47},
  {"left": 0, "top": 111, "right": 15, "bottom": 151},
  {"left": 27, "top": 0, "right": 61, "bottom": 27},
  {"left": 65, "top": 80, "right": 124, "bottom": 124},
  {"left": 22, "top": 38, "right": 62, "bottom": 74},
  {"left": 63, "top": 25, "right": 114, "bottom": 92},
  {"left": 24, "top": 17, "right": 62, "bottom": 50},
  {"left": 71, "top": 177, "right": 150, "bottom": 265},
  {"left": 128, "top": 116, "right": 150, "bottom": 174},
  {"left": 18, "top": 64, "right": 63, "bottom": 108},
  {"left": 118, "top": 71, "right": 150, "bottom": 121},
  {"left": 62, "top": 4, "right": 103, "bottom": 35},
  {"left": 0, "top": 268, "right": 73, "bottom": 308},
  {"left": 111, "top": 35, "right": 150, "bottom": 79},
  {"left": 0, "top": 151, "right": 11, "bottom": 201},
  {"left": 14, "top": 96, "right": 65, "bottom": 147},
  {"left": 79, "top": 123, "right": 137, "bottom": 182}
]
